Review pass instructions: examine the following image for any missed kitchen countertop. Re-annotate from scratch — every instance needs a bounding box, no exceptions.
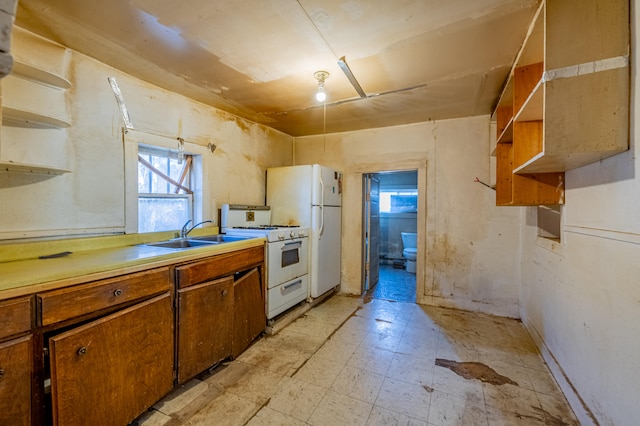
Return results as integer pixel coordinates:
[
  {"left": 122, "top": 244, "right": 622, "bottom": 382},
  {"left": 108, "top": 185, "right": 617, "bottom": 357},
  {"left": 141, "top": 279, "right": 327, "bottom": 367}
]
[{"left": 0, "top": 234, "right": 265, "bottom": 300}]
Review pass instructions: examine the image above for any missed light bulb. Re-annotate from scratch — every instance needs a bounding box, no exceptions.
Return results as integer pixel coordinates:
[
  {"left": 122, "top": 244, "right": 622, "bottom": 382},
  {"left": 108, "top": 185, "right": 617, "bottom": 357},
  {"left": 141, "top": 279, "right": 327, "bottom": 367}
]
[{"left": 316, "top": 86, "right": 326, "bottom": 102}]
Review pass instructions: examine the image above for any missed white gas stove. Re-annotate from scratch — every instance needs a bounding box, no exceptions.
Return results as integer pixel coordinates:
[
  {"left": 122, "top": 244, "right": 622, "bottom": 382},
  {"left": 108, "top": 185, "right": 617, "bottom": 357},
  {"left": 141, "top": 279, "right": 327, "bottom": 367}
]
[
  {"left": 221, "top": 204, "right": 308, "bottom": 241},
  {"left": 221, "top": 204, "right": 309, "bottom": 319}
]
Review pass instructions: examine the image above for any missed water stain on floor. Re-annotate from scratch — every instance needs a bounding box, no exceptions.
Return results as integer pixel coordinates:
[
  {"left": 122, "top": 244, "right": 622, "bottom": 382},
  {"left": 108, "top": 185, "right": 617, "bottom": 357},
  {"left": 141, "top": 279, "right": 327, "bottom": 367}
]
[{"left": 435, "top": 358, "right": 518, "bottom": 386}]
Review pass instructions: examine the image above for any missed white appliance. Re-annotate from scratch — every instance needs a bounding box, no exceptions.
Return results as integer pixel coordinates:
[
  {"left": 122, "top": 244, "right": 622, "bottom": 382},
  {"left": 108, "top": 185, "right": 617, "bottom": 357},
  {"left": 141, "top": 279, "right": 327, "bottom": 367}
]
[
  {"left": 221, "top": 204, "right": 309, "bottom": 319},
  {"left": 266, "top": 164, "right": 342, "bottom": 298}
]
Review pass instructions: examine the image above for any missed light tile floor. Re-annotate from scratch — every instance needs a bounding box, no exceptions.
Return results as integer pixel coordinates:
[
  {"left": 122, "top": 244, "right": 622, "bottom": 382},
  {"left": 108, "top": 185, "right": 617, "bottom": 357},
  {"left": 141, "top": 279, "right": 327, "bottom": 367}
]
[{"left": 137, "top": 295, "right": 579, "bottom": 426}]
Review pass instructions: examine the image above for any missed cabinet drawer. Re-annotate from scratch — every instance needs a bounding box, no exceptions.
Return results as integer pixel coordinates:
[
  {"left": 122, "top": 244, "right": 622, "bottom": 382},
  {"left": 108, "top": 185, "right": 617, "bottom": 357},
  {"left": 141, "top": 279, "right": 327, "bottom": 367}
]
[
  {"left": 176, "top": 246, "right": 264, "bottom": 288},
  {"left": 0, "top": 296, "right": 32, "bottom": 340},
  {"left": 267, "top": 275, "right": 308, "bottom": 320},
  {"left": 39, "top": 267, "right": 172, "bottom": 326}
]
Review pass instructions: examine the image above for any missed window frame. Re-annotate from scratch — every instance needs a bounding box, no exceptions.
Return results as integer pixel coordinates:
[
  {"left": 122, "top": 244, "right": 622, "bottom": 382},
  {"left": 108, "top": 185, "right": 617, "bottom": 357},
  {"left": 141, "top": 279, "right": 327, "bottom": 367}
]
[{"left": 123, "top": 129, "right": 213, "bottom": 234}]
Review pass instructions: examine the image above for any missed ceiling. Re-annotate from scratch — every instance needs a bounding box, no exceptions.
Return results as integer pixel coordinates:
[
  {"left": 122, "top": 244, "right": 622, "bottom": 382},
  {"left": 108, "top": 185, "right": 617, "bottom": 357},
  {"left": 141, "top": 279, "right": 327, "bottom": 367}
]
[{"left": 14, "top": 0, "right": 540, "bottom": 137}]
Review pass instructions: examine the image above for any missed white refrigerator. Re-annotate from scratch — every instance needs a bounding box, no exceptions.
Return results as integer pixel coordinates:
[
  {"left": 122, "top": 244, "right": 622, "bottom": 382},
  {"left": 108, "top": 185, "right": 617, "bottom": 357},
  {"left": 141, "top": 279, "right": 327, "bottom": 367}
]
[{"left": 266, "top": 164, "right": 342, "bottom": 298}]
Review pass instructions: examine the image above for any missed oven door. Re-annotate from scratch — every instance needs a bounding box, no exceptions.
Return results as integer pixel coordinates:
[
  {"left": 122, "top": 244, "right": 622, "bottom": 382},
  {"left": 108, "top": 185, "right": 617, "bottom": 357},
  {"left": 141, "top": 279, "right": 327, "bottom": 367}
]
[{"left": 267, "top": 238, "right": 308, "bottom": 289}]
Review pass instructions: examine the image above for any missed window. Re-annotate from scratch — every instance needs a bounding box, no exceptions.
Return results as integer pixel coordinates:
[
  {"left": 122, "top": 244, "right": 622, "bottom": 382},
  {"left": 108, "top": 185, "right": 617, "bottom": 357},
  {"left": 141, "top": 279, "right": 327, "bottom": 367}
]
[
  {"left": 380, "top": 190, "right": 418, "bottom": 213},
  {"left": 137, "top": 145, "right": 194, "bottom": 233}
]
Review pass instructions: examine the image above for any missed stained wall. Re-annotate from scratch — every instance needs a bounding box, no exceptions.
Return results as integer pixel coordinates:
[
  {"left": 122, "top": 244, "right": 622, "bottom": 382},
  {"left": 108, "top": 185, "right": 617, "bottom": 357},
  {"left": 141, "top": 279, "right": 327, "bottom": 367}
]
[
  {"left": 294, "top": 115, "right": 523, "bottom": 317},
  {"left": 517, "top": 3, "right": 640, "bottom": 424},
  {"left": 0, "top": 28, "right": 293, "bottom": 240}
]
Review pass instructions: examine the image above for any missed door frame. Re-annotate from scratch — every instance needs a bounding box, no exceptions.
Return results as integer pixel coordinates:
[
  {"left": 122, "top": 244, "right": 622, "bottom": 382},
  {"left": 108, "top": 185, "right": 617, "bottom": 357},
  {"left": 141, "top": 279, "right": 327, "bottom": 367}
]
[
  {"left": 361, "top": 174, "right": 380, "bottom": 293},
  {"left": 357, "top": 162, "right": 427, "bottom": 303}
]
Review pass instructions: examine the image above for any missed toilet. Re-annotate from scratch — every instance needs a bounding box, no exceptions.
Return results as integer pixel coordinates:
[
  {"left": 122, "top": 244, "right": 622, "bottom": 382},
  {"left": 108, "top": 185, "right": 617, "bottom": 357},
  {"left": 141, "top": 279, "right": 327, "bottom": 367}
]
[{"left": 401, "top": 232, "right": 417, "bottom": 273}]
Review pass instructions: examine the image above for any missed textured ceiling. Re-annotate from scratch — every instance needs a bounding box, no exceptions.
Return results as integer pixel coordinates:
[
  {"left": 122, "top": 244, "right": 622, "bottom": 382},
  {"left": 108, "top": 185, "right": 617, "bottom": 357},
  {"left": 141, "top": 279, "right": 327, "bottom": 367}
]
[{"left": 15, "top": 0, "right": 540, "bottom": 136}]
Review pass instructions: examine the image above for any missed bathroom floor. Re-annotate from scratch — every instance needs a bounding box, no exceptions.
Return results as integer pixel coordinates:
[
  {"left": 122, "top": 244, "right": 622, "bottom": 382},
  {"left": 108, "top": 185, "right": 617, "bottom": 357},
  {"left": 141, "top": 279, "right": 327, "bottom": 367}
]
[
  {"left": 137, "top": 295, "right": 579, "bottom": 426},
  {"left": 368, "top": 264, "right": 416, "bottom": 303}
]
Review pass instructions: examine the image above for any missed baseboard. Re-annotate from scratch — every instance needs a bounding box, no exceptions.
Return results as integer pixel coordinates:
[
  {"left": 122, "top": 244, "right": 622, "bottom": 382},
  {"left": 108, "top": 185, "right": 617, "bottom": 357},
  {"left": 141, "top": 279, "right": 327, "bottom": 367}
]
[{"left": 523, "top": 319, "right": 599, "bottom": 426}]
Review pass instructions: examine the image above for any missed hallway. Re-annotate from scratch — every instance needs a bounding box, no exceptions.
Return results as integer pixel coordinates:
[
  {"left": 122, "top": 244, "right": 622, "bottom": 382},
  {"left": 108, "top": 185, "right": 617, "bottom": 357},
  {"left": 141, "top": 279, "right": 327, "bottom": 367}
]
[{"left": 138, "top": 294, "right": 578, "bottom": 425}]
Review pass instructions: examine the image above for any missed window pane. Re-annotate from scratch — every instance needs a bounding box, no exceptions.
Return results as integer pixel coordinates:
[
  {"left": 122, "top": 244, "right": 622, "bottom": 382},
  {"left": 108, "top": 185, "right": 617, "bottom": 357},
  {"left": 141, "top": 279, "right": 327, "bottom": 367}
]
[
  {"left": 380, "top": 191, "right": 418, "bottom": 213},
  {"left": 138, "top": 151, "right": 190, "bottom": 194},
  {"left": 380, "top": 193, "right": 392, "bottom": 213},
  {"left": 390, "top": 194, "right": 417, "bottom": 213},
  {"left": 138, "top": 196, "right": 191, "bottom": 233}
]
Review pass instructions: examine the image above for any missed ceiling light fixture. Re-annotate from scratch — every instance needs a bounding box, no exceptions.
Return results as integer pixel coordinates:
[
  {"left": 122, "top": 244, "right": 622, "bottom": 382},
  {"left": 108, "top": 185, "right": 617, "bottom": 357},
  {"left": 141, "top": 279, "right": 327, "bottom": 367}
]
[
  {"left": 337, "top": 56, "right": 367, "bottom": 98},
  {"left": 314, "top": 70, "right": 329, "bottom": 102}
]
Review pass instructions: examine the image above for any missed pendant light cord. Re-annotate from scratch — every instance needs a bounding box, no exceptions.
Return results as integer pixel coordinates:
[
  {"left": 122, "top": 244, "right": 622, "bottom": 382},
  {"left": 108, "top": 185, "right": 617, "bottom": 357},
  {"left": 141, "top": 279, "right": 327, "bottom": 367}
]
[{"left": 323, "top": 98, "right": 327, "bottom": 151}]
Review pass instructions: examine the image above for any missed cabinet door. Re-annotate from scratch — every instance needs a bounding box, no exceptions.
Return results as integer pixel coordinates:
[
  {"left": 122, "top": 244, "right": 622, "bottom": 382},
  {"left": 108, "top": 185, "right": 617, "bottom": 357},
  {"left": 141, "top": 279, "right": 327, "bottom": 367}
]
[
  {"left": 49, "top": 293, "right": 174, "bottom": 426},
  {"left": 177, "top": 276, "right": 234, "bottom": 383},
  {"left": 0, "top": 335, "right": 32, "bottom": 426},
  {"left": 232, "top": 268, "right": 265, "bottom": 358}
]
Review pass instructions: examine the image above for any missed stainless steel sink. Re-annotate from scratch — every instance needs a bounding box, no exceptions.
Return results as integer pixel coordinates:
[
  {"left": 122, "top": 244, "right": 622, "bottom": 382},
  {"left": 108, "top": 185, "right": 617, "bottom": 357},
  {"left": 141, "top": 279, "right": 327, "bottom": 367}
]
[
  {"left": 143, "top": 234, "right": 253, "bottom": 250},
  {"left": 189, "top": 234, "right": 253, "bottom": 243},
  {"left": 144, "top": 239, "right": 217, "bottom": 249}
]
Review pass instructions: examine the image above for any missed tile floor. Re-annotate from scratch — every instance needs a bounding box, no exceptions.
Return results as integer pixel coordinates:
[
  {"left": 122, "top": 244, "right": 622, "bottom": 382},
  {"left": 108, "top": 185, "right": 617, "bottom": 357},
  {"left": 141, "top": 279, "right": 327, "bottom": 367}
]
[
  {"left": 369, "top": 264, "right": 416, "bottom": 303},
  {"left": 137, "top": 295, "right": 579, "bottom": 426}
]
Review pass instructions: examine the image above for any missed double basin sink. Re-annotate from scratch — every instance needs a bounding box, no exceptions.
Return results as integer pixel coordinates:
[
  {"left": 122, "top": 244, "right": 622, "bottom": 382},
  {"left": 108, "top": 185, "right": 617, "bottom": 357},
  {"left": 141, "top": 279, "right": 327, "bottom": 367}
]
[{"left": 144, "top": 234, "right": 252, "bottom": 250}]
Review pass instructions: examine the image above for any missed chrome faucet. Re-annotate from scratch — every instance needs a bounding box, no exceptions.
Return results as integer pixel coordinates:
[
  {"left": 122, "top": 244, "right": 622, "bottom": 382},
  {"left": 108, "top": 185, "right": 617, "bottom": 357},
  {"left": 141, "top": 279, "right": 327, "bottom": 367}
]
[{"left": 181, "top": 219, "right": 213, "bottom": 239}]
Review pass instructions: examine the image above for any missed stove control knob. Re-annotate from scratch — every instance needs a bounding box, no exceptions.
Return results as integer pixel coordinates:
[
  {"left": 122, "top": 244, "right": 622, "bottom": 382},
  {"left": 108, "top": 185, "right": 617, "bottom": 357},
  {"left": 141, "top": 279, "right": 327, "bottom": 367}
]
[
  {"left": 290, "top": 231, "right": 295, "bottom": 238},
  {"left": 278, "top": 233, "right": 285, "bottom": 240},
  {"left": 298, "top": 231, "right": 305, "bottom": 237}
]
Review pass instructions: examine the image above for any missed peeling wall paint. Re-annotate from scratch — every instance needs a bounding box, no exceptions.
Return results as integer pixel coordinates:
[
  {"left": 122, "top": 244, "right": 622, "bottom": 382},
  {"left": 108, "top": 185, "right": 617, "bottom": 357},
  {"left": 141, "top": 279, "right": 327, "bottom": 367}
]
[
  {"left": 0, "top": 28, "right": 293, "bottom": 240},
  {"left": 294, "top": 116, "right": 522, "bottom": 317}
]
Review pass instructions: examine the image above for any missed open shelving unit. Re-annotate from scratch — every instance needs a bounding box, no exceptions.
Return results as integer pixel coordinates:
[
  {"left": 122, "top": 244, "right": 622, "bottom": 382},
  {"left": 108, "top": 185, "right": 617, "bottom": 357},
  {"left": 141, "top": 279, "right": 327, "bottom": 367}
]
[
  {"left": 0, "top": 27, "right": 72, "bottom": 176},
  {"left": 492, "top": 0, "right": 629, "bottom": 206}
]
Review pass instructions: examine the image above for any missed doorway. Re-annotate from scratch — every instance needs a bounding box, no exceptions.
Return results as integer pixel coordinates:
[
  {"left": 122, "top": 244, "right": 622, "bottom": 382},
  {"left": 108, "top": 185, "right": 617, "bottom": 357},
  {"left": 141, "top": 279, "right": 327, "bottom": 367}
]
[{"left": 362, "top": 170, "right": 418, "bottom": 303}]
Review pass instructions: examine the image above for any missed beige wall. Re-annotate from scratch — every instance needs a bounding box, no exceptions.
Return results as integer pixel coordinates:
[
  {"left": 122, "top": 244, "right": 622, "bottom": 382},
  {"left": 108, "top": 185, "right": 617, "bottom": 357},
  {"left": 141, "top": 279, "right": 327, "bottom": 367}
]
[
  {"left": 0, "top": 28, "right": 293, "bottom": 240},
  {"left": 294, "top": 116, "right": 523, "bottom": 317},
  {"left": 517, "top": 3, "right": 640, "bottom": 424}
]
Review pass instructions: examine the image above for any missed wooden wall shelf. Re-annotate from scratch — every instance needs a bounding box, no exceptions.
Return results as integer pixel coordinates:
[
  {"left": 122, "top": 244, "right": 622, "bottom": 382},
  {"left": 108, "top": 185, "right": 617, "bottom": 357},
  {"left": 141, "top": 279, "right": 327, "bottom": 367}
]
[{"left": 491, "top": 0, "right": 629, "bottom": 206}]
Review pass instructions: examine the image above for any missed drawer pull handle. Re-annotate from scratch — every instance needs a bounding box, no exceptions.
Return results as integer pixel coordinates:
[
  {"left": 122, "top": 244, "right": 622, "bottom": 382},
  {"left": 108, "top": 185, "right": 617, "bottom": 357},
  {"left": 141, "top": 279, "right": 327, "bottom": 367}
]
[
  {"left": 282, "top": 280, "right": 302, "bottom": 291},
  {"left": 77, "top": 347, "right": 88, "bottom": 356},
  {"left": 221, "top": 289, "right": 228, "bottom": 296},
  {"left": 0, "top": 368, "right": 5, "bottom": 379},
  {"left": 114, "top": 289, "right": 123, "bottom": 297},
  {"left": 282, "top": 241, "right": 302, "bottom": 250}
]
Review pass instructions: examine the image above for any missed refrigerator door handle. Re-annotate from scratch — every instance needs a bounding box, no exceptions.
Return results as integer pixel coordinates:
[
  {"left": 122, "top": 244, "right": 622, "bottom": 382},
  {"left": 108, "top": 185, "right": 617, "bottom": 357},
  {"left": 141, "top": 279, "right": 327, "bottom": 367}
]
[{"left": 318, "top": 174, "right": 325, "bottom": 237}]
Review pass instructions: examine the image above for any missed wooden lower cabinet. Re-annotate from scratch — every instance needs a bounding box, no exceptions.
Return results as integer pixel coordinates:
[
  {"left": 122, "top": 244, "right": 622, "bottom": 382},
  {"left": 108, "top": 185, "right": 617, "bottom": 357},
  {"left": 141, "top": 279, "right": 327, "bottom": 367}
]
[
  {"left": 232, "top": 267, "right": 265, "bottom": 358},
  {"left": 177, "top": 276, "right": 234, "bottom": 383},
  {"left": 0, "top": 335, "right": 32, "bottom": 426},
  {"left": 175, "top": 246, "right": 266, "bottom": 382},
  {"left": 48, "top": 293, "right": 174, "bottom": 426}
]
